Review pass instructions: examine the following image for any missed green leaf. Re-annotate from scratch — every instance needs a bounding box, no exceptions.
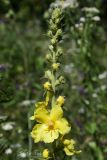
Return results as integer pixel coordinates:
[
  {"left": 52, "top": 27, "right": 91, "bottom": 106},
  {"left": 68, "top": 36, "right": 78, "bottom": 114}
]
[
  {"left": 89, "top": 142, "right": 104, "bottom": 160},
  {"left": 85, "top": 122, "right": 97, "bottom": 134}
]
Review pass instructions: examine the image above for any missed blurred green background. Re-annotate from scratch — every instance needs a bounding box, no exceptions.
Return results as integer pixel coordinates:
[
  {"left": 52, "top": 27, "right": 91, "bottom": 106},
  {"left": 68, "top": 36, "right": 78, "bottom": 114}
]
[{"left": 0, "top": 0, "right": 107, "bottom": 160}]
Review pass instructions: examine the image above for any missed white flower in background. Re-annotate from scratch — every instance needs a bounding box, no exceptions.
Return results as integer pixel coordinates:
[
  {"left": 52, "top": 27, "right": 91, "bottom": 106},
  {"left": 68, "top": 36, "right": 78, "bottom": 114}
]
[
  {"left": 82, "top": 7, "right": 100, "bottom": 13},
  {"left": 98, "top": 71, "right": 107, "bottom": 79},
  {"left": 0, "top": 115, "right": 7, "bottom": 120},
  {"left": 92, "top": 93, "right": 98, "bottom": 98},
  {"left": 0, "top": 133, "right": 3, "bottom": 137},
  {"left": 19, "top": 152, "right": 27, "bottom": 158},
  {"left": 51, "top": 0, "right": 79, "bottom": 9},
  {"left": 84, "top": 100, "right": 90, "bottom": 105},
  {"left": 101, "top": 85, "right": 106, "bottom": 91},
  {"left": 5, "top": 148, "right": 12, "bottom": 155},
  {"left": 75, "top": 23, "right": 84, "bottom": 31},
  {"left": 79, "top": 107, "right": 85, "bottom": 114},
  {"left": 92, "top": 16, "right": 100, "bottom": 21},
  {"left": 19, "top": 99, "right": 35, "bottom": 107},
  {"left": 77, "top": 39, "right": 82, "bottom": 45},
  {"left": 75, "top": 23, "right": 79, "bottom": 28},
  {"left": 1, "top": 122, "right": 15, "bottom": 131},
  {"left": 64, "top": 63, "right": 74, "bottom": 73},
  {"left": 72, "top": 85, "right": 77, "bottom": 90},
  {"left": 11, "top": 143, "right": 21, "bottom": 148},
  {"left": 80, "top": 17, "right": 86, "bottom": 22},
  {"left": 18, "top": 128, "right": 22, "bottom": 133}
]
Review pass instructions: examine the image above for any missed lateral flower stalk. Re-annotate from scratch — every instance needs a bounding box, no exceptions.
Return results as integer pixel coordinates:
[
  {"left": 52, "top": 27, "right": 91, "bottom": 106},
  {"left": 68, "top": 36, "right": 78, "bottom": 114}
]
[{"left": 63, "top": 139, "right": 81, "bottom": 156}]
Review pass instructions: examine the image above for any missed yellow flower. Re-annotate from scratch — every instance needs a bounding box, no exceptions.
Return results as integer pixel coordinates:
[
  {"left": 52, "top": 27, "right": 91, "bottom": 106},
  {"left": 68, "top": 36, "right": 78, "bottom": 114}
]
[
  {"left": 43, "top": 82, "right": 52, "bottom": 90},
  {"left": 57, "top": 96, "right": 65, "bottom": 106},
  {"left": 31, "top": 106, "right": 71, "bottom": 143},
  {"left": 43, "top": 149, "right": 49, "bottom": 158},
  {"left": 52, "top": 63, "right": 60, "bottom": 70},
  {"left": 63, "top": 139, "right": 81, "bottom": 156}
]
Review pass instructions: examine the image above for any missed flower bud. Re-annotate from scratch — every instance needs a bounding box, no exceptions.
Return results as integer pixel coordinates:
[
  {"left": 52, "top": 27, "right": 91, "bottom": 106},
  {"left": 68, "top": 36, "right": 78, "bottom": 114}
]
[
  {"left": 55, "top": 18, "right": 60, "bottom": 24},
  {"left": 52, "top": 8, "right": 62, "bottom": 20},
  {"left": 43, "top": 149, "right": 49, "bottom": 158},
  {"left": 45, "top": 70, "right": 52, "bottom": 80},
  {"left": 57, "top": 96, "right": 65, "bottom": 106},
  {"left": 50, "top": 23, "right": 57, "bottom": 31},
  {"left": 56, "top": 29, "right": 62, "bottom": 37},
  {"left": 56, "top": 47, "right": 63, "bottom": 56},
  {"left": 51, "top": 38, "right": 57, "bottom": 45},
  {"left": 52, "top": 63, "right": 60, "bottom": 70},
  {"left": 59, "top": 76, "right": 65, "bottom": 84},
  {"left": 43, "top": 82, "right": 52, "bottom": 90},
  {"left": 47, "top": 30, "right": 53, "bottom": 38},
  {"left": 49, "top": 45, "right": 54, "bottom": 51},
  {"left": 63, "top": 139, "right": 71, "bottom": 145},
  {"left": 46, "top": 54, "right": 52, "bottom": 61},
  {"left": 55, "top": 76, "right": 65, "bottom": 86}
]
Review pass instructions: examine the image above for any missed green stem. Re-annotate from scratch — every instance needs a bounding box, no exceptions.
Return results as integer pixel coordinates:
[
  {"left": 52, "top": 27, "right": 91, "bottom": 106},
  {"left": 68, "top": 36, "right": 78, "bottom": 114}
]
[
  {"left": 51, "top": 46, "right": 57, "bottom": 107},
  {"left": 28, "top": 111, "right": 32, "bottom": 159},
  {"left": 23, "top": 47, "right": 32, "bottom": 159}
]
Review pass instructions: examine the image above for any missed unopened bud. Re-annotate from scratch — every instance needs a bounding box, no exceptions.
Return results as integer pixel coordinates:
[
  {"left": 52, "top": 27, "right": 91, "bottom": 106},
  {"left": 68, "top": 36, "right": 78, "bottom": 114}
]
[
  {"left": 49, "top": 45, "right": 54, "bottom": 51},
  {"left": 56, "top": 29, "right": 62, "bottom": 37},
  {"left": 46, "top": 54, "right": 52, "bottom": 61},
  {"left": 56, "top": 47, "right": 63, "bottom": 56},
  {"left": 52, "top": 8, "right": 62, "bottom": 20},
  {"left": 57, "top": 96, "right": 65, "bottom": 106},
  {"left": 55, "top": 18, "right": 60, "bottom": 24},
  {"left": 51, "top": 38, "right": 57, "bottom": 45},
  {"left": 59, "top": 76, "right": 65, "bottom": 84},
  {"left": 47, "top": 30, "right": 53, "bottom": 38},
  {"left": 43, "top": 149, "right": 49, "bottom": 158}
]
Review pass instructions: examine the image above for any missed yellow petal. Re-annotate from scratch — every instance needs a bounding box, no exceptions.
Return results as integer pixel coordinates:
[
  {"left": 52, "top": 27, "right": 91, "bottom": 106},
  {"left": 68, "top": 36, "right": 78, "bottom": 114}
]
[
  {"left": 42, "top": 129, "right": 59, "bottom": 143},
  {"left": 35, "top": 101, "right": 46, "bottom": 108},
  {"left": 31, "top": 124, "right": 47, "bottom": 143},
  {"left": 64, "top": 147, "right": 75, "bottom": 156},
  {"left": 35, "top": 108, "right": 49, "bottom": 123},
  {"left": 50, "top": 106, "right": 63, "bottom": 121},
  {"left": 55, "top": 118, "right": 71, "bottom": 135}
]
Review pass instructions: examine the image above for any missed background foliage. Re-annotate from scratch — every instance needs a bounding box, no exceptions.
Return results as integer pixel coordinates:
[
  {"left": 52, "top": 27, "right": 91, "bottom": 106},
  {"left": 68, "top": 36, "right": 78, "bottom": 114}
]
[{"left": 0, "top": 0, "right": 107, "bottom": 159}]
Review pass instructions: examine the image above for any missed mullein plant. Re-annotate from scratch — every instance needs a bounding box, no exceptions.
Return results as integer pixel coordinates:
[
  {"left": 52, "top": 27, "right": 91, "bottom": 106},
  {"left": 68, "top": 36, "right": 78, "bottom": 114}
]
[{"left": 30, "top": 3, "right": 81, "bottom": 160}]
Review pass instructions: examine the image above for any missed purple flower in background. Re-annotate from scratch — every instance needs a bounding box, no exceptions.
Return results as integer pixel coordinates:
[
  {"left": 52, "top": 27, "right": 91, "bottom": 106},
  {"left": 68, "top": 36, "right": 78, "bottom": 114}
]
[
  {"left": 16, "top": 84, "right": 20, "bottom": 90},
  {"left": 74, "top": 118, "right": 83, "bottom": 129},
  {"left": 32, "top": 88, "right": 36, "bottom": 93},
  {"left": 0, "top": 64, "right": 11, "bottom": 72},
  {"left": 78, "top": 86, "right": 87, "bottom": 95},
  {"left": 0, "top": 19, "right": 5, "bottom": 24},
  {"left": 0, "top": 64, "right": 7, "bottom": 72}
]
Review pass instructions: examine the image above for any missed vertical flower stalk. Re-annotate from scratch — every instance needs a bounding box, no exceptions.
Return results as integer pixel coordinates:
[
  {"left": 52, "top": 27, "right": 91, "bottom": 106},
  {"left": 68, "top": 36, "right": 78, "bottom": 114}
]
[{"left": 30, "top": 3, "right": 81, "bottom": 159}]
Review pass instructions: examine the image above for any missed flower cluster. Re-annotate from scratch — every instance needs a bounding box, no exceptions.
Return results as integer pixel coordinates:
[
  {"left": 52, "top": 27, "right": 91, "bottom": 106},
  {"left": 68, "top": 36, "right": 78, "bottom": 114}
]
[
  {"left": 31, "top": 5, "right": 80, "bottom": 159},
  {"left": 51, "top": 0, "right": 79, "bottom": 9}
]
